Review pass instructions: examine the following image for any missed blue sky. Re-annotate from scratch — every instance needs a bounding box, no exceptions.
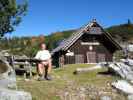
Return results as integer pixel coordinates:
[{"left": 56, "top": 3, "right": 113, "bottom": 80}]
[{"left": 8, "top": 0, "right": 133, "bottom": 37}]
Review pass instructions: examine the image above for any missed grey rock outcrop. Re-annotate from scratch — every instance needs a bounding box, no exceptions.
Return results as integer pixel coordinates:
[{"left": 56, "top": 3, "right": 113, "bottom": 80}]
[
  {"left": 112, "top": 80, "right": 133, "bottom": 94},
  {"left": 100, "top": 96, "right": 112, "bottom": 100},
  {"left": 0, "top": 88, "right": 32, "bottom": 100},
  {"left": 0, "top": 54, "right": 16, "bottom": 89},
  {"left": 107, "top": 59, "right": 133, "bottom": 100},
  {"left": 128, "top": 95, "right": 133, "bottom": 100},
  {"left": 0, "top": 52, "right": 32, "bottom": 100},
  {"left": 108, "top": 59, "right": 133, "bottom": 81}
]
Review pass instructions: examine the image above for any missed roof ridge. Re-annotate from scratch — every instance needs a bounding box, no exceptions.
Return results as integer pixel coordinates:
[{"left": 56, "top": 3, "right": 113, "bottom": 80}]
[
  {"left": 62, "top": 21, "right": 92, "bottom": 50},
  {"left": 51, "top": 20, "right": 95, "bottom": 54},
  {"left": 51, "top": 20, "right": 122, "bottom": 55}
]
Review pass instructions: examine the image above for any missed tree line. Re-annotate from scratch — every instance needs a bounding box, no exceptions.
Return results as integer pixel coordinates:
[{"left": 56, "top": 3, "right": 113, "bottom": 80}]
[
  {"left": 0, "top": 21, "right": 133, "bottom": 57},
  {"left": 0, "top": 30, "right": 75, "bottom": 57}
]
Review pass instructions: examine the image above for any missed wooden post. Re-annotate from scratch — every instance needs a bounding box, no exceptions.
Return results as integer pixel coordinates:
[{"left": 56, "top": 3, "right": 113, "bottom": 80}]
[
  {"left": 59, "top": 55, "right": 64, "bottom": 68},
  {"left": 10, "top": 55, "right": 15, "bottom": 69},
  {"left": 29, "top": 64, "right": 32, "bottom": 78},
  {"left": 25, "top": 61, "right": 32, "bottom": 79}
]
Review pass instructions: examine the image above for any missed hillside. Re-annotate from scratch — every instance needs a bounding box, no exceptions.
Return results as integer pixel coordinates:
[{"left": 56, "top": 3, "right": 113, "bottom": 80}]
[
  {"left": 47, "top": 22, "right": 133, "bottom": 47},
  {"left": 106, "top": 21, "right": 133, "bottom": 42},
  {"left": 46, "top": 30, "right": 76, "bottom": 50},
  {"left": 0, "top": 22, "right": 133, "bottom": 56}
]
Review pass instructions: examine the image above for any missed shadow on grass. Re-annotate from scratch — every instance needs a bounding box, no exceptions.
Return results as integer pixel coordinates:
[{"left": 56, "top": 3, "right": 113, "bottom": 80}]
[
  {"left": 15, "top": 69, "right": 37, "bottom": 76},
  {"left": 98, "top": 70, "right": 117, "bottom": 76}
]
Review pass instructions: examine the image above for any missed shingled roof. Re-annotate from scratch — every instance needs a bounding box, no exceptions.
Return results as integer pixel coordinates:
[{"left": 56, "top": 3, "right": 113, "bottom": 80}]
[{"left": 51, "top": 20, "right": 122, "bottom": 55}]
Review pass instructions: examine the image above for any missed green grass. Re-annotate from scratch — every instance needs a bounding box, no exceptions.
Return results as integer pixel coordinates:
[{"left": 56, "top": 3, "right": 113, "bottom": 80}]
[{"left": 17, "top": 64, "right": 120, "bottom": 100}]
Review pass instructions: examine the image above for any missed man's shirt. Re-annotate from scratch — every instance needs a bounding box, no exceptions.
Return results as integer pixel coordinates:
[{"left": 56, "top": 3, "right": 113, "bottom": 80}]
[{"left": 35, "top": 50, "right": 51, "bottom": 60}]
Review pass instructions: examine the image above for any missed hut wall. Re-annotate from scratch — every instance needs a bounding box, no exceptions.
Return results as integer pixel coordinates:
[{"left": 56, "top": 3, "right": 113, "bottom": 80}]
[{"left": 64, "top": 34, "right": 113, "bottom": 64}]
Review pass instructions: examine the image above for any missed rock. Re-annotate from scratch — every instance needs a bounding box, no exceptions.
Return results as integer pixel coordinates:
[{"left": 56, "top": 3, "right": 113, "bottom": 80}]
[
  {"left": 79, "top": 87, "right": 86, "bottom": 92},
  {"left": 0, "top": 59, "right": 16, "bottom": 89},
  {"left": 107, "top": 59, "right": 133, "bottom": 81},
  {"left": 109, "top": 62, "right": 133, "bottom": 81},
  {"left": 100, "top": 96, "right": 112, "bottom": 100},
  {"left": 121, "top": 59, "right": 133, "bottom": 66},
  {"left": 0, "top": 52, "right": 7, "bottom": 61},
  {"left": 128, "top": 95, "right": 133, "bottom": 100},
  {"left": 0, "top": 52, "right": 32, "bottom": 100},
  {"left": 0, "top": 88, "right": 32, "bottom": 100},
  {"left": 112, "top": 80, "right": 133, "bottom": 94}
]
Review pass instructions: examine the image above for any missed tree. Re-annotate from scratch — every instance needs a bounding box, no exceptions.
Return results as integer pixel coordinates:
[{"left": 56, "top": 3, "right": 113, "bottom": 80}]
[
  {"left": 127, "top": 19, "right": 131, "bottom": 25},
  {"left": 0, "top": 0, "right": 28, "bottom": 37}
]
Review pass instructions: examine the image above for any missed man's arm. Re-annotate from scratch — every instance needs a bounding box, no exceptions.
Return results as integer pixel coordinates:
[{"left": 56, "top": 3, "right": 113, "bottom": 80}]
[
  {"left": 47, "top": 51, "right": 51, "bottom": 59},
  {"left": 35, "top": 51, "right": 40, "bottom": 59}
]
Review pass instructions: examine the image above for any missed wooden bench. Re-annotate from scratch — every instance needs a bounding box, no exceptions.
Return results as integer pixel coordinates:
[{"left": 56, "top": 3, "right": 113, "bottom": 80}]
[
  {"left": 14, "top": 58, "right": 41, "bottom": 79},
  {"left": 13, "top": 61, "right": 32, "bottom": 79},
  {"left": 5, "top": 55, "right": 40, "bottom": 79}
]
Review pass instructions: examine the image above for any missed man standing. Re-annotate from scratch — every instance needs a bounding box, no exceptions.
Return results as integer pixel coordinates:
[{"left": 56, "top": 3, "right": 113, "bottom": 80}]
[{"left": 35, "top": 43, "right": 52, "bottom": 80}]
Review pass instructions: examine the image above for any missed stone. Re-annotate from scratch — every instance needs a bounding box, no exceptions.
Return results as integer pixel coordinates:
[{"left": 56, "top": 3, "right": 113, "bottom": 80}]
[
  {"left": 109, "top": 62, "right": 133, "bottom": 81},
  {"left": 0, "top": 52, "right": 7, "bottom": 61},
  {"left": 128, "top": 95, "right": 133, "bottom": 100},
  {"left": 100, "top": 96, "right": 112, "bottom": 100},
  {"left": 0, "top": 88, "right": 32, "bottom": 100},
  {"left": 0, "top": 59, "right": 17, "bottom": 89},
  {"left": 121, "top": 59, "right": 133, "bottom": 66},
  {"left": 112, "top": 80, "right": 133, "bottom": 95},
  {"left": 0, "top": 52, "right": 32, "bottom": 100}
]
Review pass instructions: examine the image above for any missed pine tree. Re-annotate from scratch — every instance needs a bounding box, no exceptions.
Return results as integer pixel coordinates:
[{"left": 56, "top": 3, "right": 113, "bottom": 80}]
[{"left": 0, "top": 0, "right": 28, "bottom": 37}]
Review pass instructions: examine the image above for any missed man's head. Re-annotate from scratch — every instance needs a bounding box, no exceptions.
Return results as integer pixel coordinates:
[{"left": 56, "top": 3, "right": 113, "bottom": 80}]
[{"left": 40, "top": 43, "right": 46, "bottom": 50}]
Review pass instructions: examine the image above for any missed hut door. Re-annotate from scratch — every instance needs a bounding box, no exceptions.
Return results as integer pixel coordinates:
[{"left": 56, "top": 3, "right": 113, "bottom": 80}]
[
  {"left": 87, "top": 52, "right": 96, "bottom": 63},
  {"left": 97, "top": 53, "right": 105, "bottom": 62},
  {"left": 75, "top": 54, "right": 84, "bottom": 63}
]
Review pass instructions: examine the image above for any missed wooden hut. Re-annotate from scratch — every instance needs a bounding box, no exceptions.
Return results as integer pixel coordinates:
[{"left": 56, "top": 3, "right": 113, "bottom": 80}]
[{"left": 51, "top": 20, "right": 121, "bottom": 67}]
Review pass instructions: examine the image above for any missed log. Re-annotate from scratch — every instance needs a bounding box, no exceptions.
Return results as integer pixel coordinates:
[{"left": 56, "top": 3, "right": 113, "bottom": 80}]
[{"left": 74, "top": 64, "right": 102, "bottom": 74}]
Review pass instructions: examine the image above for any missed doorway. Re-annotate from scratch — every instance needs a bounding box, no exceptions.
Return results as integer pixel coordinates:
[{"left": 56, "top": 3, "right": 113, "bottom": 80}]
[{"left": 86, "top": 52, "right": 96, "bottom": 63}]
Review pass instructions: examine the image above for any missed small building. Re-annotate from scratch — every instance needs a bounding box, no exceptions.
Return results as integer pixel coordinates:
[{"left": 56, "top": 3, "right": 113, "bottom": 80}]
[{"left": 52, "top": 20, "right": 122, "bottom": 67}]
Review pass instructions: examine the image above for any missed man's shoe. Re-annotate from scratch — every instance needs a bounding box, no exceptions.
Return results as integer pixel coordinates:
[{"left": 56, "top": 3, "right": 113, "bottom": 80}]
[
  {"left": 37, "top": 76, "right": 45, "bottom": 81},
  {"left": 45, "top": 74, "right": 52, "bottom": 80}
]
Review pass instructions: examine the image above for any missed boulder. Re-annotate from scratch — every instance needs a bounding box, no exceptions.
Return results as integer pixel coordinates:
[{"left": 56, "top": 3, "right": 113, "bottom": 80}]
[
  {"left": 0, "top": 59, "right": 16, "bottom": 89},
  {"left": 121, "top": 59, "right": 133, "bottom": 66},
  {"left": 112, "top": 80, "right": 133, "bottom": 95},
  {"left": 109, "top": 62, "right": 133, "bottom": 81},
  {"left": 100, "top": 96, "right": 112, "bottom": 100},
  {"left": 128, "top": 95, "right": 133, "bottom": 100},
  {"left": 0, "top": 52, "right": 32, "bottom": 100},
  {"left": 0, "top": 88, "right": 32, "bottom": 100}
]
